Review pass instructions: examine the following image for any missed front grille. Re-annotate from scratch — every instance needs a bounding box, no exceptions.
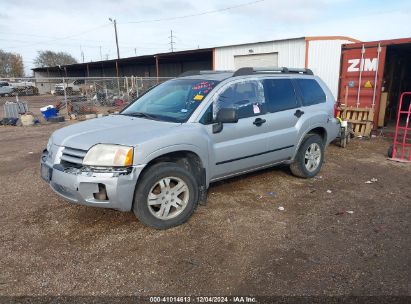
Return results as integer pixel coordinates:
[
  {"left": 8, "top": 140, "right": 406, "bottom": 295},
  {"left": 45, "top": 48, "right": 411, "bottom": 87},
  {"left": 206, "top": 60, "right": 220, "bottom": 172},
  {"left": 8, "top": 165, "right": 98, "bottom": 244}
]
[{"left": 60, "top": 146, "right": 87, "bottom": 166}]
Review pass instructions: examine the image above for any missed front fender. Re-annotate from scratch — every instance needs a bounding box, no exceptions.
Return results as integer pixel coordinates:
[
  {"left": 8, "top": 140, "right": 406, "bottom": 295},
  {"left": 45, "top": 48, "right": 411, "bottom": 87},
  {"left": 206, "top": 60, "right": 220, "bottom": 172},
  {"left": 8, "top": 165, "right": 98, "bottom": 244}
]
[{"left": 141, "top": 144, "right": 210, "bottom": 184}]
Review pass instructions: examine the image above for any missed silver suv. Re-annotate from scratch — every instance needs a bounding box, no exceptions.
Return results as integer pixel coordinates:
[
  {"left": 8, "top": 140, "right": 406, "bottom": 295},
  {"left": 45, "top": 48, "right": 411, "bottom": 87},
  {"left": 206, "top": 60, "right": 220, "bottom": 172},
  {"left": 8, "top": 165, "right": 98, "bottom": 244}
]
[{"left": 41, "top": 67, "right": 339, "bottom": 229}]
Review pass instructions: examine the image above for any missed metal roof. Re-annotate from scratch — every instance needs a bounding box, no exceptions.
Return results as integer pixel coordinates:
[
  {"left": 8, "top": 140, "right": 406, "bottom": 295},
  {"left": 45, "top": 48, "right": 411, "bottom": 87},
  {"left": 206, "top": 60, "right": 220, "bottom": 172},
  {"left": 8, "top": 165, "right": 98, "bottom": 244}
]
[{"left": 32, "top": 48, "right": 213, "bottom": 72}]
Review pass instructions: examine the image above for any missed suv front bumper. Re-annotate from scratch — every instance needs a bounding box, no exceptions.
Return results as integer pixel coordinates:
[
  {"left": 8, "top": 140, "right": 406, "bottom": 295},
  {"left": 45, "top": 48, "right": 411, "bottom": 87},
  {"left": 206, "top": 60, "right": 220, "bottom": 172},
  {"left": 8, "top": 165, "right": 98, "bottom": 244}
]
[{"left": 41, "top": 152, "right": 145, "bottom": 211}]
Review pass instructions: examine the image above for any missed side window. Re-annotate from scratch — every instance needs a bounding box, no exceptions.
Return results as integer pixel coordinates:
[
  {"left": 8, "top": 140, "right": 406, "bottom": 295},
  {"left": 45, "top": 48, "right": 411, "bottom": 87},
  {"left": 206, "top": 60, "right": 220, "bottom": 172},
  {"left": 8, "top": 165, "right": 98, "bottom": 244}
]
[
  {"left": 263, "top": 79, "right": 298, "bottom": 113},
  {"left": 295, "top": 79, "right": 326, "bottom": 106},
  {"left": 214, "top": 80, "right": 265, "bottom": 119}
]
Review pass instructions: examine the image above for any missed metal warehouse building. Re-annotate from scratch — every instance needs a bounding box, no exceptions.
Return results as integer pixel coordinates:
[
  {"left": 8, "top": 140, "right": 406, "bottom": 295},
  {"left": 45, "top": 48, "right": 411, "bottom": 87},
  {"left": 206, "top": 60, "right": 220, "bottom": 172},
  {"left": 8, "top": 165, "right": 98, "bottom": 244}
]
[
  {"left": 213, "top": 36, "right": 360, "bottom": 98},
  {"left": 33, "top": 36, "right": 359, "bottom": 98},
  {"left": 32, "top": 48, "right": 213, "bottom": 79}
]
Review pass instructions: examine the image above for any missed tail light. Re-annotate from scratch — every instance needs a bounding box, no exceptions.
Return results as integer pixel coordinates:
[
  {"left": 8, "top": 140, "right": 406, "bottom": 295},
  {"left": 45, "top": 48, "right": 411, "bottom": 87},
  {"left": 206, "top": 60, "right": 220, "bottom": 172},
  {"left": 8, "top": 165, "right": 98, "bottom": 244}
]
[{"left": 334, "top": 102, "right": 339, "bottom": 118}]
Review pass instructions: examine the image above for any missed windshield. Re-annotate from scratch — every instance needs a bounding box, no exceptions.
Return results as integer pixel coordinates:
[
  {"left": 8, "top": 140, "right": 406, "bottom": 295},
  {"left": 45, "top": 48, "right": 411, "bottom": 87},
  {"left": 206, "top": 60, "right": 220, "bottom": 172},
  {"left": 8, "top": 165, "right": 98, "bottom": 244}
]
[{"left": 121, "top": 79, "right": 219, "bottom": 123}]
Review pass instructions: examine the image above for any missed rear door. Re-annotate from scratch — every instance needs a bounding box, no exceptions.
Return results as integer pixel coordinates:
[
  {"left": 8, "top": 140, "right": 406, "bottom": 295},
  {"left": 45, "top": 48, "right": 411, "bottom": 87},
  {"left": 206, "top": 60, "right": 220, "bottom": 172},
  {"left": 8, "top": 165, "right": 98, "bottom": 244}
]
[
  {"left": 294, "top": 78, "right": 328, "bottom": 133},
  {"left": 262, "top": 77, "right": 301, "bottom": 161},
  {"left": 204, "top": 79, "right": 273, "bottom": 180}
]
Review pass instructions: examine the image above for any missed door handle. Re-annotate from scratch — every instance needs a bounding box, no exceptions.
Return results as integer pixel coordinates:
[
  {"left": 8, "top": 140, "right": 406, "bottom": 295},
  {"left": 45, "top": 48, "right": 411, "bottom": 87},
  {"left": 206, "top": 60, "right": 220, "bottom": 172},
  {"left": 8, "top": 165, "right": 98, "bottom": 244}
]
[
  {"left": 253, "top": 117, "right": 266, "bottom": 126},
  {"left": 294, "top": 109, "right": 304, "bottom": 118}
]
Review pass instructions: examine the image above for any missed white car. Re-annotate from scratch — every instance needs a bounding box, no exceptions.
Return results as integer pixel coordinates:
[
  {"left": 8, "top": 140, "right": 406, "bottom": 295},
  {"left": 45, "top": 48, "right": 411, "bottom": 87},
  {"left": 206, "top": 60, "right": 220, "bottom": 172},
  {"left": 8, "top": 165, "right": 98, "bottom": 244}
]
[{"left": 0, "top": 82, "right": 15, "bottom": 96}]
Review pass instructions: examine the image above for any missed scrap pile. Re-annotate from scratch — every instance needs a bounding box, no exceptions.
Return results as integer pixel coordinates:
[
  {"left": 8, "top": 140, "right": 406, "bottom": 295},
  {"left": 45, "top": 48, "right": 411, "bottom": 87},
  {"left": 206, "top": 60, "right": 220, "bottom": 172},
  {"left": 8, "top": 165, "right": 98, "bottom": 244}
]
[{"left": 1, "top": 101, "right": 39, "bottom": 126}]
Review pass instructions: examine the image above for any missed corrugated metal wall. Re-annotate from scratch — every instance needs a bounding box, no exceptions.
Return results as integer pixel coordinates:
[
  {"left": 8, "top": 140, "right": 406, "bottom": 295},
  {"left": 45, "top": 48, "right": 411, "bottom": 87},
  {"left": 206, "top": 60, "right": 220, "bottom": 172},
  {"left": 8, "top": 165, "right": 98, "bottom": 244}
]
[
  {"left": 307, "top": 39, "right": 354, "bottom": 98},
  {"left": 215, "top": 37, "right": 355, "bottom": 100},
  {"left": 214, "top": 38, "right": 306, "bottom": 70}
]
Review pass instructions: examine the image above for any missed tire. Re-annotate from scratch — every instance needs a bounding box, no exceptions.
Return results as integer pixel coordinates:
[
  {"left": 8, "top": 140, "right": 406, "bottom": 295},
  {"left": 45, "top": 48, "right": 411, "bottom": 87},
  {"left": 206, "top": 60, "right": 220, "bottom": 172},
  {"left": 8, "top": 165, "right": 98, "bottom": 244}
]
[
  {"left": 133, "top": 162, "right": 199, "bottom": 229},
  {"left": 290, "top": 134, "right": 324, "bottom": 178},
  {"left": 387, "top": 145, "right": 393, "bottom": 158},
  {"left": 340, "top": 130, "right": 347, "bottom": 148},
  {"left": 346, "top": 133, "right": 351, "bottom": 144},
  {"left": 340, "top": 137, "right": 347, "bottom": 148}
]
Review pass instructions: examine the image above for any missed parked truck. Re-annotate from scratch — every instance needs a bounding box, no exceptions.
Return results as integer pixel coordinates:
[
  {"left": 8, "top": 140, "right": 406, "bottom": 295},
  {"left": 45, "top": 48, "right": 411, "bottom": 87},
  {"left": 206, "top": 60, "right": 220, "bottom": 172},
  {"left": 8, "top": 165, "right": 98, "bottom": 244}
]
[{"left": 54, "top": 79, "right": 85, "bottom": 95}]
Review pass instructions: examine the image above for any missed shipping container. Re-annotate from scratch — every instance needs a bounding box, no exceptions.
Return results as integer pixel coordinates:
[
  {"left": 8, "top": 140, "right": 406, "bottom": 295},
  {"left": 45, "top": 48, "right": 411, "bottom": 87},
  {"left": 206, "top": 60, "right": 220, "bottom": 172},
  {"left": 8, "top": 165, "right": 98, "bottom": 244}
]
[{"left": 338, "top": 38, "right": 411, "bottom": 128}]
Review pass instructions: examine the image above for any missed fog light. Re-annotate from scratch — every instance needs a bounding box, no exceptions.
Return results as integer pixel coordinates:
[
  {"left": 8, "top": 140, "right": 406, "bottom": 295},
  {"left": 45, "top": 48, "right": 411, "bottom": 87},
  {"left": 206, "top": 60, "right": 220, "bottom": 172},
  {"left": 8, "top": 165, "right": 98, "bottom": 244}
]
[{"left": 93, "top": 183, "right": 108, "bottom": 201}]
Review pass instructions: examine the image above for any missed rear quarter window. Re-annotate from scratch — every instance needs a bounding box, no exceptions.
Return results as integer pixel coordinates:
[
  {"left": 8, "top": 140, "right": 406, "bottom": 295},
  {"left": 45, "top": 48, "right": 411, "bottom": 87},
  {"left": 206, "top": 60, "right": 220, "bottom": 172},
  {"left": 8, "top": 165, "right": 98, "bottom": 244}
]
[{"left": 295, "top": 79, "right": 326, "bottom": 106}]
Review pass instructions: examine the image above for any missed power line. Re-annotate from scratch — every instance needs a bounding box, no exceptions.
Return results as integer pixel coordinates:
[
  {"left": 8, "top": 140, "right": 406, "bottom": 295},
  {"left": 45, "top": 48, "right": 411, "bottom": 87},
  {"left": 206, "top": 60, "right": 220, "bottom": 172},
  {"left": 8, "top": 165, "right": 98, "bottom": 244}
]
[
  {"left": 6, "top": 23, "right": 111, "bottom": 49},
  {"left": 2, "top": 0, "right": 267, "bottom": 50},
  {"left": 0, "top": 37, "right": 161, "bottom": 51},
  {"left": 121, "top": 0, "right": 267, "bottom": 24},
  {"left": 0, "top": 32, "right": 171, "bottom": 48},
  {"left": 0, "top": 31, "right": 111, "bottom": 44}
]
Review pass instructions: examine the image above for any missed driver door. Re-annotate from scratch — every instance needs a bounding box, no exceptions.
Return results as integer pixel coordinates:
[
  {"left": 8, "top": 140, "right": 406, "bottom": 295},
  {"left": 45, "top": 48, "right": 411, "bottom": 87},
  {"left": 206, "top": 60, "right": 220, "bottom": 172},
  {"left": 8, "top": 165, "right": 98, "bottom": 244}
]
[{"left": 205, "top": 79, "right": 273, "bottom": 180}]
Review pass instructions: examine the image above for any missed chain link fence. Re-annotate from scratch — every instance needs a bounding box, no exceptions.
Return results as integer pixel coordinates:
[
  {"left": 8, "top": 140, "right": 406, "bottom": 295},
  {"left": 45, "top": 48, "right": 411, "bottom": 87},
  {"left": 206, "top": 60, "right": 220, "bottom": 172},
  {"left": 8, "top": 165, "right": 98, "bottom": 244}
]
[{"left": 0, "top": 76, "right": 173, "bottom": 117}]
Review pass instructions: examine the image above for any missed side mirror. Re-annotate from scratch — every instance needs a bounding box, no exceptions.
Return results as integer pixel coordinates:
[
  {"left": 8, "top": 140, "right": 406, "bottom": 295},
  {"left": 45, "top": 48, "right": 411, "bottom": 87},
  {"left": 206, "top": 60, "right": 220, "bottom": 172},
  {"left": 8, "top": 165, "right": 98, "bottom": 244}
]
[
  {"left": 212, "top": 108, "right": 238, "bottom": 134},
  {"left": 217, "top": 108, "right": 238, "bottom": 123}
]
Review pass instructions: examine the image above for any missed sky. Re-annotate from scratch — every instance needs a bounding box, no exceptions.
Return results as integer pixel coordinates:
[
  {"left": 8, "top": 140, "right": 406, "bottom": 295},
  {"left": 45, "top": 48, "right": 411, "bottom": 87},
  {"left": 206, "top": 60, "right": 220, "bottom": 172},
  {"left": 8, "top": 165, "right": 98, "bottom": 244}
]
[{"left": 0, "top": 0, "right": 410, "bottom": 75}]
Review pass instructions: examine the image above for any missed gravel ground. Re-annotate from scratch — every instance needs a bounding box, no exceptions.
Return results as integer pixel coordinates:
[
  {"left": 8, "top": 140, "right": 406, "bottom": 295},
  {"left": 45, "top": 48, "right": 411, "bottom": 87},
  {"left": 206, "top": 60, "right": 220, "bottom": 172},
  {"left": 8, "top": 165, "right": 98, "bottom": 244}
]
[{"left": 0, "top": 122, "right": 410, "bottom": 297}]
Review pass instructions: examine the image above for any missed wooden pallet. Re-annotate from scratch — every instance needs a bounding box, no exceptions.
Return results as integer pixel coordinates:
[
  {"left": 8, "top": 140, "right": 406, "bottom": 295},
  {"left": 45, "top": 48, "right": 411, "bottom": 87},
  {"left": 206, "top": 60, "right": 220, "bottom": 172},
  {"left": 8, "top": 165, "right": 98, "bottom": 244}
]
[{"left": 337, "top": 106, "right": 374, "bottom": 137}]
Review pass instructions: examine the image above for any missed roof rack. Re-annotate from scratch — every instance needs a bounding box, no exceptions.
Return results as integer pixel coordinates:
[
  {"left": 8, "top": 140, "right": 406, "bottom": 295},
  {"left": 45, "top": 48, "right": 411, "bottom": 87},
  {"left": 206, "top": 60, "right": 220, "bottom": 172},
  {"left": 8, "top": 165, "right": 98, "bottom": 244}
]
[
  {"left": 178, "top": 70, "right": 233, "bottom": 77},
  {"left": 232, "top": 66, "right": 313, "bottom": 77}
]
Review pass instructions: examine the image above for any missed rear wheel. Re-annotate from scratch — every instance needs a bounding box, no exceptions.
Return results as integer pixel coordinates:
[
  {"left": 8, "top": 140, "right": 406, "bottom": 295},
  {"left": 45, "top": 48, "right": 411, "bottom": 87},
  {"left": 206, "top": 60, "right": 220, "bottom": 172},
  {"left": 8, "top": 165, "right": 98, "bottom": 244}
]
[
  {"left": 133, "top": 162, "right": 199, "bottom": 229},
  {"left": 290, "top": 134, "right": 324, "bottom": 178}
]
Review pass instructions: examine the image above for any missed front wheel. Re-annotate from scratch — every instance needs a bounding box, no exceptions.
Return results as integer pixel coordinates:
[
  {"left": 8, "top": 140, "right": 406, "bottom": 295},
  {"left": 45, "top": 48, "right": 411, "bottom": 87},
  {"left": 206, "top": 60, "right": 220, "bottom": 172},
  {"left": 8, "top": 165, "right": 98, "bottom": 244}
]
[
  {"left": 133, "top": 162, "right": 199, "bottom": 229},
  {"left": 290, "top": 134, "right": 324, "bottom": 178}
]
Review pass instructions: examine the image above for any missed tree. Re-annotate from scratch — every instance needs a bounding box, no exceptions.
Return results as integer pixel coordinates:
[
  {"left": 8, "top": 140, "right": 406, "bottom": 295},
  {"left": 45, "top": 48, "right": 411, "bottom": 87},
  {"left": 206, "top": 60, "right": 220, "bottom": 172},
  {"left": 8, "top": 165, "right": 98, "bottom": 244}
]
[
  {"left": 34, "top": 50, "right": 78, "bottom": 68},
  {"left": 0, "top": 50, "right": 25, "bottom": 77}
]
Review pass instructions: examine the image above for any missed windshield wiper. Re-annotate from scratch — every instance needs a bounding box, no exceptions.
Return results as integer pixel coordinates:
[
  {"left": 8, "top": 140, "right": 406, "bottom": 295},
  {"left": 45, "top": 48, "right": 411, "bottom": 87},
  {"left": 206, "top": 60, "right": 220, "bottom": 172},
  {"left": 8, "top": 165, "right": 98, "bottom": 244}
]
[{"left": 122, "top": 112, "right": 159, "bottom": 120}]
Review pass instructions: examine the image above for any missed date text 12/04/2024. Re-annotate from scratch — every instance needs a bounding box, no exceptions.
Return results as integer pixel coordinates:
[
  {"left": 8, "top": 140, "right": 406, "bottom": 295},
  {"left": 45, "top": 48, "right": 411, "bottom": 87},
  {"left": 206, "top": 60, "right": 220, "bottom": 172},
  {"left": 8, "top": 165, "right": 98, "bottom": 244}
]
[{"left": 149, "top": 296, "right": 257, "bottom": 303}]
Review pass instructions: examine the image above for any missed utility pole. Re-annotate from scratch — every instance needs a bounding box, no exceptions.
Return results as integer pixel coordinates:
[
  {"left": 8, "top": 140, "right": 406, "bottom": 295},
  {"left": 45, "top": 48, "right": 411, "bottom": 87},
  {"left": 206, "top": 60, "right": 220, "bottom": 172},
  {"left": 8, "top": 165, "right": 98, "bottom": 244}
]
[
  {"left": 80, "top": 45, "right": 85, "bottom": 63},
  {"left": 109, "top": 17, "right": 120, "bottom": 80},
  {"left": 109, "top": 18, "right": 120, "bottom": 59},
  {"left": 169, "top": 30, "right": 175, "bottom": 52},
  {"left": 99, "top": 46, "right": 103, "bottom": 61}
]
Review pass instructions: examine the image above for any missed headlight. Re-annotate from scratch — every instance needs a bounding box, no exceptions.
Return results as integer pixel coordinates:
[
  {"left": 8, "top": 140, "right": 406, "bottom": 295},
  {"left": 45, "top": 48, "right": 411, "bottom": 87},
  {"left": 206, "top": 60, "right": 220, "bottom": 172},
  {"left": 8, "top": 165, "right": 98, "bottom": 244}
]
[
  {"left": 83, "top": 144, "right": 133, "bottom": 167},
  {"left": 46, "top": 137, "right": 52, "bottom": 151}
]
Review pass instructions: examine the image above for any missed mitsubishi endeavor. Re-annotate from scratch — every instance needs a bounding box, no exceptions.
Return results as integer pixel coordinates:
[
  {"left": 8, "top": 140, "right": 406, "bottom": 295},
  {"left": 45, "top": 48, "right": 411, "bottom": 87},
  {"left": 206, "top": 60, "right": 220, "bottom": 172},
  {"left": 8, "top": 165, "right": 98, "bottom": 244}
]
[{"left": 41, "top": 67, "right": 340, "bottom": 229}]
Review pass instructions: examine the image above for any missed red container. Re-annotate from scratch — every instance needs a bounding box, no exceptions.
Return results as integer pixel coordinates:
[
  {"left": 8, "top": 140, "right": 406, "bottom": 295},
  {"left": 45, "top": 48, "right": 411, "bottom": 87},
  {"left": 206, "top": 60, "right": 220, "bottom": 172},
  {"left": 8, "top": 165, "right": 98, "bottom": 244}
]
[{"left": 338, "top": 38, "right": 411, "bottom": 127}]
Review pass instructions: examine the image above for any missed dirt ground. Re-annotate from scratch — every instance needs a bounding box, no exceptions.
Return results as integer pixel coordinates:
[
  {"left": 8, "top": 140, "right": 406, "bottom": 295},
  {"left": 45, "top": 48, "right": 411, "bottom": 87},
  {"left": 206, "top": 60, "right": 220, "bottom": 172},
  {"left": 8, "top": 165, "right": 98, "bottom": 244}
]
[{"left": 0, "top": 122, "right": 410, "bottom": 297}]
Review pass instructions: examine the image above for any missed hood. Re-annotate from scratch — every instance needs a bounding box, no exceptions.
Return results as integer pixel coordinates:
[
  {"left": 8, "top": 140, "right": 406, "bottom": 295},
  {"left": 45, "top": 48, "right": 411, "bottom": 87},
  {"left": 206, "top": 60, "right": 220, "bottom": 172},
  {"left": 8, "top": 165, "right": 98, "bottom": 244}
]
[{"left": 51, "top": 115, "right": 180, "bottom": 150}]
